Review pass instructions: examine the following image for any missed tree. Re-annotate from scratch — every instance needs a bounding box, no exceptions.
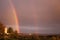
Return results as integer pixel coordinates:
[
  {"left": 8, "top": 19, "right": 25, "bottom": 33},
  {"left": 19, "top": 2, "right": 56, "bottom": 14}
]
[
  {"left": 7, "top": 27, "right": 13, "bottom": 33},
  {"left": 14, "top": 30, "right": 18, "bottom": 35},
  {"left": 0, "top": 22, "right": 5, "bottom": 39},
  {"left": 12, "top": 30, "right": 19, "bottom": 39},
  {"left": 0, "top": 22, "right": 5, "bottom": 34}
]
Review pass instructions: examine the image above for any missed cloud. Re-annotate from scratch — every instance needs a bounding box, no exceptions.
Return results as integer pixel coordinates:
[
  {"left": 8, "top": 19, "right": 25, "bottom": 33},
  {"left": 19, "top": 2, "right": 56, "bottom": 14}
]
[{"left": 0, "top": 0, "right": 60, "bottom": 34}]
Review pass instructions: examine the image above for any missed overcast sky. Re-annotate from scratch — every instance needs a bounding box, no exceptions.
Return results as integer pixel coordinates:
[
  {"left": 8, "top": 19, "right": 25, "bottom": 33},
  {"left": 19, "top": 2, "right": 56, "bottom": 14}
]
[{"left": 0, "top": 0, "right": 60, "bottom": 34}]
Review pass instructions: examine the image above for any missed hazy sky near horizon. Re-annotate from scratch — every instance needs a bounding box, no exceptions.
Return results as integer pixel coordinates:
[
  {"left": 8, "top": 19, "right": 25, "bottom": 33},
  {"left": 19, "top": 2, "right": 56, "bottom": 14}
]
[{"left": 0, "top": 0, "right": 60, "bottom": 34}]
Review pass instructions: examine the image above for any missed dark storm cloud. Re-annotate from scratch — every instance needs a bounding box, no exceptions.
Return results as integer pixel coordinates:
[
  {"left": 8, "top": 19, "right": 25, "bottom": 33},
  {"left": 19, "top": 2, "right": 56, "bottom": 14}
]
[{"left": 0, "top": 0, "right": 60, "bottom": 34}]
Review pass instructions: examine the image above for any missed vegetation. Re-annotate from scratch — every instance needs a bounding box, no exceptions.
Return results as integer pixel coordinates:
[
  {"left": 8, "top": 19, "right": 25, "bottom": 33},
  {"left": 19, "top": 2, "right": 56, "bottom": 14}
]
[
  {"left": 0, "top": 22, "right": 60, "bottom": 40},
  {"left": 7, "top": 27, "right": 13, "bottom": 33}
]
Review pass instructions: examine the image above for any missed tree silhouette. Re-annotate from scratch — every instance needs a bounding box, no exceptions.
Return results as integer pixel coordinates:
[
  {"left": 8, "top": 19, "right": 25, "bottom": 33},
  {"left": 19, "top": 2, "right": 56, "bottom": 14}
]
[
  {"left": 7, "top": 27, "right": 13, "bottom": 33},
  {"left": 0, "top": 22, "right": 5, "bottom": 34},
  {"left": 0, "top": 22, "right": 5, "bottom": 39}
]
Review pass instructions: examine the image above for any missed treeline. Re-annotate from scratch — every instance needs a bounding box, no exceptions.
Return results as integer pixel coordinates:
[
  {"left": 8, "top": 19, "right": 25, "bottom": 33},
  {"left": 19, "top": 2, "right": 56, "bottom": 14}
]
[{"left": 0, "top": 22, "right": 60, "bottom": 40}]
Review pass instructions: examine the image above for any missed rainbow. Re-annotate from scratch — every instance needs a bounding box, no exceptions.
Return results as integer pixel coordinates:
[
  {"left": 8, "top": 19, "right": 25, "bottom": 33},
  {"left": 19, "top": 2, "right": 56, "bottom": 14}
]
[{"left": 8, "top": 0, "right": 20, "bottom": 33}]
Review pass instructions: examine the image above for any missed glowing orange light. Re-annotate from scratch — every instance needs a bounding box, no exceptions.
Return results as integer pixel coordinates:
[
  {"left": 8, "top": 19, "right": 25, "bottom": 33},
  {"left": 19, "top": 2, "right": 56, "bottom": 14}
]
[{"left": 5, "top": 27, "right": 8, "bottom": 34}]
